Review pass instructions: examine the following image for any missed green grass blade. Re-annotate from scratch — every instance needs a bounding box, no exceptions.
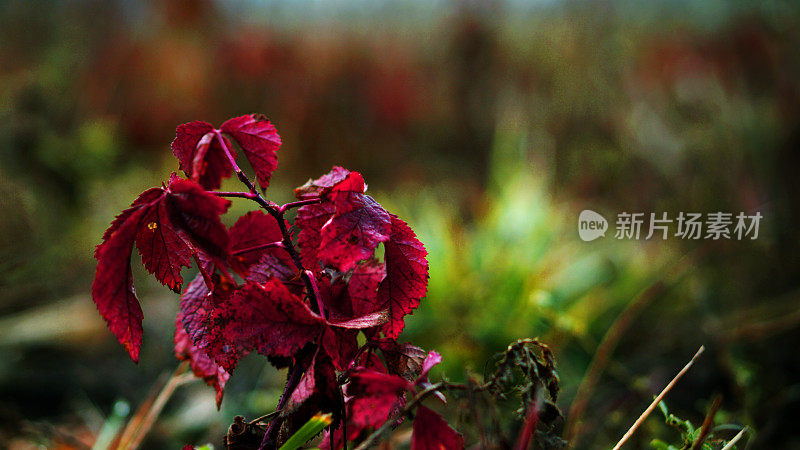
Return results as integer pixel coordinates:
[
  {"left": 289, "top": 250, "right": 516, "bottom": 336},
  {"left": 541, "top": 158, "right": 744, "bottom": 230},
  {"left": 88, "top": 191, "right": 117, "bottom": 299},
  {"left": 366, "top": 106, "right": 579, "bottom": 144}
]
[{"left": 278, "top": 413, "right": 333, "bottom": 450}]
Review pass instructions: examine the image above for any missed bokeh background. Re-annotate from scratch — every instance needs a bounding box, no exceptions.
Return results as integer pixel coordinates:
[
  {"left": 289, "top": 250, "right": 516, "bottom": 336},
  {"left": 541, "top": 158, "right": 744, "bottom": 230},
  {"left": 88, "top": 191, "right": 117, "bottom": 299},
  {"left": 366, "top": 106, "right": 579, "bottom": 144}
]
[{"left": 1, "top": 0, "right": 799, "bottom": 448}]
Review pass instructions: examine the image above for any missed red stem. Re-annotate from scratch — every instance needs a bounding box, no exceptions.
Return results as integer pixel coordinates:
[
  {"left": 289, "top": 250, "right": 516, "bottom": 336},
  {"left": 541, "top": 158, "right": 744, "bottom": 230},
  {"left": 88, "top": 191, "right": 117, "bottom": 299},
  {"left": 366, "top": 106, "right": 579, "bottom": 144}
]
[
  {"left": 338, "top": 384, "right": 348, "bottom": 450},
  {"left": 215, "top": 132, "right": 244, "bottom": 176},
  {"left": 305, "top": 270, "right": 326, "bottom": 319},
  {"left": 278, "top": 198, "right": 322, "bottom": 214},
  {"left": 514, "top": 399, "right": 542, "bottom": 450},
  {"left": 232, "top": 241, "right": 285, "bottom": 256},
  {"left": 213, "top": 130, "right": 319, "bottom": 310},
  {"left": 214, "top": 129, "right": 323, "bottom": 450},
  {"left": 261, "top": 359, "right": 306, "bottom": 449},
  {"left": 214, "top": 191, "right": 257, "bottom": 200}
]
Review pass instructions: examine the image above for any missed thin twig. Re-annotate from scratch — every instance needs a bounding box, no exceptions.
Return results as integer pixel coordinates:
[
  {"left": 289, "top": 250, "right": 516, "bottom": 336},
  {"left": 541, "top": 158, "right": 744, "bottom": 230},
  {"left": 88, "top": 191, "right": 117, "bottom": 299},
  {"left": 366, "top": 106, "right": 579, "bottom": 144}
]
[
  {"left": 341, "top": 389, "right": 348, "bottom": 450},
  {"left": 232, "top": 241, "right": 285, "bottom": 255},
  {"left": 721, "top": 306, "right": 800, "bottom": 343},
  {"left": 278, "top": 198, "right": 321, "bottom": 214},
  {"left": 114, "top": 374, "right": 165, "bottom": 449},
  {"left": 214, "top": 191, "right": 258, "bottom": 200},
  {"left": 690, "top": 394, "right": 722, "bottom": 450},
  {"left": 306, "top": 270, "right": 326, "bottom": 319},
  {"left": 466, "top": 377, "right": 490, "bottom": 450},
  {"left": 249, "top": 410, "right": 280, "bottom": 425},
  {"left": 260, "top": 361, "right": 306, "bottom": 450},
  {"left": 612, "top": 346, "right": 706, "bottom": 450},
  {"left": 116, "top": 363, "right": 193, "bottom": 450},
  {"left": 720, "top": 427, "right": 748, "bottom": 450}
]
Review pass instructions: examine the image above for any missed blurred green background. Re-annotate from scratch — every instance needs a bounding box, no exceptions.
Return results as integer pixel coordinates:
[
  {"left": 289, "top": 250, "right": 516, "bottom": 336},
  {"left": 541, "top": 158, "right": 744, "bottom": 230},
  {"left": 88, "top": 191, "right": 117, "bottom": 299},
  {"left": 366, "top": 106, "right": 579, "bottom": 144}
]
[{"left": 1, "top": 0, "right": 799, "bottom": 448}]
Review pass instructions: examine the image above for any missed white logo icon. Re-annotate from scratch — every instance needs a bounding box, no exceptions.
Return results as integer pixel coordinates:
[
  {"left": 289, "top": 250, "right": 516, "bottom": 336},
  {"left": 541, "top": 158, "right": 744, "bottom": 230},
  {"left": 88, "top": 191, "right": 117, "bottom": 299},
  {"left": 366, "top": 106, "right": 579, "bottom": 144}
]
[{"left": 578, "top": 210, "right": 608, "bottom": 241}]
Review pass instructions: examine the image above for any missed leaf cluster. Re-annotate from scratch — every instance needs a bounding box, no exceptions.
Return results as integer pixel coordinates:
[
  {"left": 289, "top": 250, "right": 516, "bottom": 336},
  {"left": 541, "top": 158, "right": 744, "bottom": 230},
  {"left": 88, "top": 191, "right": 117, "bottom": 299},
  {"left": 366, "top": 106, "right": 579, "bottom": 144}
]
[{"left": 91, "top": 114, "right": 469, "bottom": 449}]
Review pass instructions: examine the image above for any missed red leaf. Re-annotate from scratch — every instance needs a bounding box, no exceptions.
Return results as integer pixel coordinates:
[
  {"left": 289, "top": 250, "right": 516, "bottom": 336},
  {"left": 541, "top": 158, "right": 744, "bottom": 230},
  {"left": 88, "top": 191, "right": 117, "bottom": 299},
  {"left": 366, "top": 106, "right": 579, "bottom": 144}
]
[
  {"left": 179, "top": 270, "right": 236, "bottom": 349},
  {"left": 320, "top": 326, "right": 359, "bottom": 371},
  {"left": 365, "top": 216, "right": 429, "bottom": 338},
  {"left": 220, "top": 114, "right": 281, "bottom": 189},
  {"left": 318, "top": 275, "right": 353, "bottom": 320},
  {"left": 174, "top": 315, "right": 229, "bottom": 408},
  {"left": 325, "top": 171, "right": 366, "bottom": 206},
  {"left": 375, "top": 340, "right": 427, "bottom": 382},
  {"left": 179, "top": 273, "right": 211, "bottom": 343},
  {"left": 166, "top": 177, "right": 231, "bottom": 261},
  {"left": 92, "top": 205, "right": 149, "bottom": 362},
  {"left": 286, "top": 348, "right": 337, "bottom": 415},
  {"left": 348, "top": 259, "right": 386, "bottom": 317},
  {"left": 417, "top": 350, "right": 442, "bottom": 384},
  {"left": 228, "top": 211, "right": 292, "bottom": 277},
  {"left": 131, "top": 177, "right": 230, "bottom": 292},
  {"left": 318, "top": 172, "right": 391, "bottom": 272},
  {"left": 295, "top": 166, "right": 351, "bottom": 199},
  {"left": 92, "top": 176, "right": 232, "bottom": 362},
  {"left": 204, "top": 280, "right": 325, "bottom": 372},
  {"left": 411, "top": 405, "right": 464, "bottom": 450},
  {"left": 376, "top": 216, "right": 428, "bottom": 338},
  {"left": 361, "top": 350, "right": 388, "bottom": 372},
  {"left": 349, "top": 369, "right": 411, "bottom": 396},
  {"left": 416, "top": 350, "right": 446, "bottom": 403},
  {"left": 135, "top": 195, "right": 192, "bottom": 293},
  {"left": 318, "top": 262, "right": 389, "bottom": 330},
  {"left": 95, "top": 187, "right": 162, "bottom": 257},
  {"left": 246, "top": 254, "right": 304, "bottom": 295},
  {"left": 171, "top": 121, "right": 236, "bottom": 190},
  {"left": 171, "top": 120, "right": 212, "bottom": 174},
  {"left": 295, "top": 201, "right": 335, "bottom": 269},
  {"left": 172, "top": 115, "right": 281, "bottom": 190},
  {"left": 347, "top": 370, "right": 410, "bottom": 429}
]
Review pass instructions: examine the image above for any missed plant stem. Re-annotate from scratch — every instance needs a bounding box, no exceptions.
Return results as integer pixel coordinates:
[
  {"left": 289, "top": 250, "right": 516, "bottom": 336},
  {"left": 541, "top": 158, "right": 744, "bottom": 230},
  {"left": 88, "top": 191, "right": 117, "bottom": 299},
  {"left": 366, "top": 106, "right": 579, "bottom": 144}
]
[
  {"left": 278, "top": 198, "right": 321, "bottom": 214},
  {"left": 690, "top": 394, "right": 722, "bottom": 450},
  {"left": 250, "top": 410, "right": 281, "bottom": 425},
  {"left": 266, "top": 206, "right": 323, "bottom": 315},
  {"left": 213, "top": 130, "right": 321, "bottom": 314},
  {"left": 260, "top": 362, "right": 306, "bottom": 450},
  {"left": 232, "top": 241, "right": 285, "bottom": 255},
  {"left": 214, "top": 191, "right": 258, "bottom": 200},
  {"left": 305, "top": 270, "right": 326, "bottom": 319},
  {"left": 514, "top": 392, "right": 545, "bottom": 450},
  {"left": 612, "top": 346, "right": 706, "bottom": 450},
  {"left": 340, "top": 386, "right": 348, "bottom": 450},
  {"left": 720, "top": 427, "right": 748, "bottom": 450},
  {"left": 215, "top": 130, "right": 324, "bottom": 449},
  {"left": 116, "top": 362, "right": 194, "bottom": 450}
]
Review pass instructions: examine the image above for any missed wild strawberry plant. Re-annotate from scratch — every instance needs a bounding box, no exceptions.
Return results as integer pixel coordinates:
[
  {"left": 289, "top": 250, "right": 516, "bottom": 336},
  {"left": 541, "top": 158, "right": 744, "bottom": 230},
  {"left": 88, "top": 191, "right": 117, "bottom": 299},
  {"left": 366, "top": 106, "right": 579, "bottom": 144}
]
[{"left": 91, "top": 114, "right": 563, "bottom": 449}]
